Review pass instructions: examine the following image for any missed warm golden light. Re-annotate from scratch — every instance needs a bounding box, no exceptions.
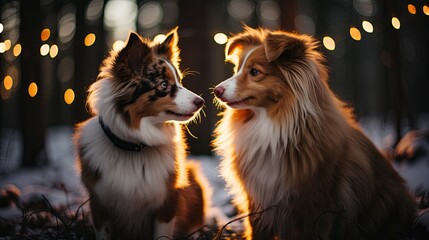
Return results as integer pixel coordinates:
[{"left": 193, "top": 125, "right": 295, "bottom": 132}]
[
  {"left": 362, "top": 21, "right": 374, "bottom": 33},
  {"left": 0, "top": 42, "right": 5, "bottom": 53},
  {"left": 4, "top": 39, "right": 11, "bottom": 51},
  {"left": 349, "top": 27, "right": 361, "bottom": 41},
  {"left": 49, "top": 44, "right": 58, "bottom": 58},
  {"left": 391, "top": 17, "right": 400, "bottom": 29},
  {"left": 41, "top": 28, "right": 50, "bottom": 41},
  {"left": 423, "top": 5, "right": 429, "bottom": 15},
  {"left": 214, "top": 33, "right": 228, "bottom": 45},
  {"left": 64, "top": 88, "right": 75, "bottom": 104},
  {"left": 28, "top": 82, "right": 38, "bottom": 97},
  {"left": 84, "top": 33, "right": 96, "bottom": 46},
  {"left": 112, "top": 40, "right": 125, "bottom": 51},
  {"left": 323, "top": 36, "right": 335, "bottom": 51},
  {"left": 40, "top": 44, "right": 50, "bottom": 56},
  {"left": 13, "top": 44, "right": 21, "bottom": 56},
  {"left": 408, "top": 4, "right": 416, "bottom": 14},
  {"left": 153, "top": 34, "right": 166, "bottom": 43},
  {"left": 3, "top": 75, "right": 13, "bottom": 90}
]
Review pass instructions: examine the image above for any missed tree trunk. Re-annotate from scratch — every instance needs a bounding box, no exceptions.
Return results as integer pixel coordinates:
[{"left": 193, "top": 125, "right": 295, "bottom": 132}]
[{"left": 20, "top": 0, "right": 46, "bottom": 166}]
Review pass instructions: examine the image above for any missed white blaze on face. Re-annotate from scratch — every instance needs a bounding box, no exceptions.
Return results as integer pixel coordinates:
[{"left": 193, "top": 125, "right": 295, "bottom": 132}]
[
  {"left": 216, "top": 47, "right": 258, "bottom": 101},
  {"left": 163, "top": 60, "right": 203, "bottom": 114}
]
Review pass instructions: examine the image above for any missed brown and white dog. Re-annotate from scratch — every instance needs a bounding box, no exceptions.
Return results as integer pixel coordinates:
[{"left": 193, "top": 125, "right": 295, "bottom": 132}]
[
  {"left": 213, "top": 27, "right": 416, "bottom": 239},
  {"left": 74, "top": 29, "right": 207, "bottom": 239}
]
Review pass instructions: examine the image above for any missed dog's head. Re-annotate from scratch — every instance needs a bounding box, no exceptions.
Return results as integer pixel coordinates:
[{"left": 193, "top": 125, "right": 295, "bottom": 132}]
[
  {"left": 214, "top": 27, "right": 327, "bottom": 123},
  {"left": 88, "top": 28, "right": 204, "bottom": 129}
]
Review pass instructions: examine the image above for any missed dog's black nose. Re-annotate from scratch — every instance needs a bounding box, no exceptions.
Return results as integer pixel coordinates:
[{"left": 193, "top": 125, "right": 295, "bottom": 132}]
[
  {"left": 193, "top": 98, "right": 205, "bottom": 108},
  {"left": 214, "top": 86, "right": 225, "bottom": 98}
]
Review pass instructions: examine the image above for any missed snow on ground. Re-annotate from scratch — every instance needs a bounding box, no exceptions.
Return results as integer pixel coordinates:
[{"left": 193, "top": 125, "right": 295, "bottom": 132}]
[
  {"left": 0, "top": 126, "right": 241, "bottom": 237},
  {"left": 1, "top": 116, "right": 429, "bottom": 237}
]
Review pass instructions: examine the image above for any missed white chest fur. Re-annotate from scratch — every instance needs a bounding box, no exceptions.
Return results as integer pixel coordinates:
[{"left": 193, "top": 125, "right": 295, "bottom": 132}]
[
  {"left": 79, "top": 118, "right": 177, "bottom": 214},
  {"left": 218, "top": 109, "right": 291, "bottom": 208}
]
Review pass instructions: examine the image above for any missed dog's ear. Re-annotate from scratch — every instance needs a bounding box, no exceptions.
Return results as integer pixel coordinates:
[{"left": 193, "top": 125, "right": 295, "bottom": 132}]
[
  {"left": 153, "top": 27, "right": 180, "bottom": 67},
  {"left": 264, "top": 32, "right": 306, "bottom": 63},
  {"left": 225, "top": 27, "right": 265, "bottom": 65},
  {"left": 225, "top": 38, "right": 244, "bottom": 65},
  {"left": 114, "top": 32, "right": 152, "bottom": 78}
]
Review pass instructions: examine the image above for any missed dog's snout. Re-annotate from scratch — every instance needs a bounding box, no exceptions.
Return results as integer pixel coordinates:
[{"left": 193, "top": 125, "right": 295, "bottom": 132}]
[
  {"left": 193, "top": 97, "right": 205, "bottom": 108},
  {"left": 214, "top": 86, "right": 225, "bottom": 98}
]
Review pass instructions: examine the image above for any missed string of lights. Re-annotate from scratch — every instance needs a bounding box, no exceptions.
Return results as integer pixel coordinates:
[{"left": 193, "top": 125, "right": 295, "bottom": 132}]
[
  {"left": 1, "top": 1, "right": 428, "bottom": 103},
  {"left": 321, "top": 3, "right": 429, "bottom": 51}
]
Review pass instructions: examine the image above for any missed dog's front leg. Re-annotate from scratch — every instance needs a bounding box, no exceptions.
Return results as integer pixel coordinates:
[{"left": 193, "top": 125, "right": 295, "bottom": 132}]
[
  {"left": 89, "top": 196, "right": 112, "bottom": 240},
  {"left": 154, "top": 217, "right": 176, "bottom": 239}
]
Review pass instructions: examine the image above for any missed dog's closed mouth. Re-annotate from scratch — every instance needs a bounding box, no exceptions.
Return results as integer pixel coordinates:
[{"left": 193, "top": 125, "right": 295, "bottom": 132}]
[
  {"left": 226, "top": 96, "right": 254, "bottom": 107},
  {"left": 166, "top": 110, "right": 195, "bottom": 118}
]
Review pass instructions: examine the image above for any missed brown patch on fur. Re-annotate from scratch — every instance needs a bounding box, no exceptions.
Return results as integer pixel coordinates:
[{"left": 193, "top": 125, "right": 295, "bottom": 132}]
[
  {"left": 156, "top": 172, "right": 179, "bottom": 223},
  {"left": 232, "top": 109, "right": 254, "bottom": 123},
  {"left": 154, "top": 162, "right": 205, "bottom": 238},
  {"left": 264, "top": 31, "right": 307, "bottom": 63},
  {"left": 124, "top": 66, "right": 177, "bottom": 129},
  {"left": 173, "top": 163, "right": 205, "bottom": 237}
]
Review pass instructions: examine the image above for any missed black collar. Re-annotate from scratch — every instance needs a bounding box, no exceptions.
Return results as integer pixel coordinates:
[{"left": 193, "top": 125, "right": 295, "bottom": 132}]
[{"left": 99, "top": 117, "right": 146, "bottom": 151}]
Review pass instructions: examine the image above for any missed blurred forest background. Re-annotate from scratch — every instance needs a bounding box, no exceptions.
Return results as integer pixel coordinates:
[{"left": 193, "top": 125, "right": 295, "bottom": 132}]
[{"left": 1, "top": 0, "right": 429, "bottom": 167}]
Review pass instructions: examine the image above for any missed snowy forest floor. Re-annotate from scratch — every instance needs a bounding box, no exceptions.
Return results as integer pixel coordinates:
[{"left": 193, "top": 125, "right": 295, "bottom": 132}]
[{"left": 1, "top": 116, "right": 429, "bottom": 239}]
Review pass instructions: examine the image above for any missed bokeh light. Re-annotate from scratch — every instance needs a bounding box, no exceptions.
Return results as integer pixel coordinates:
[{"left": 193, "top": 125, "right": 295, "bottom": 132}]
[
  {"left": 391, "top": 17, "right": 400, "bottom": 29},
  {"left": 138, "top": 2, "right": 163, "bottom": 29},
  {"left": 112, "top": 40, "right": 125, "bottom": 51},
  {"left": 408, "top": 4, "right": 416, "bottom": 15},
  {"left": 423, "top": 5, "right": 429, "bottom": 15},
  {"left": 295, "top": 14, "right": 315, "bottom": 35},
  {"left": 323, "top": 36, "right": 335, "bottom": 51},
  {"left": 58, "top": 9, "right": 76, "bottom": 44},
  {"left": 3, "top": 75, "right": 13, "bottom": 90},
  {"left": 353, "top": 0, "right": 374, "bottom": 17},
  {"left": 0, "top": 23, "right": 3, "bottom": 33},
  {"left": 41, "top": 28, "right": 50, "bottom": 41},
  {"left": 4, "top": 40, "right": 11, "bottom": 51},
  {"left": 362, "top": 21, "right": 373, "bottom": 33},
  {"left": 0, "top": 42, "right": 5, "bottom": 53},
  {"left": 214, "top": 33, "right": 228, "bottom": 45},
  {"left": 86, "top": 0, "right": 104, "bottom": 22},
  {"left": 84, "top": 33, "right": 96, "bottom": 46},
  {"left": 40, "top": 44, "right": 50, "bottom": 56},
  {"left": 50, "top": 44, "right": 58, "bottom": 58},
  {"left": 28, "top": 82, "right": 38, "bottom": 97},
  {"left": 104, "top": 0, "right": 137, "bottom": 40},
  {"left": 259, "top": 0, "right": 280, "bottom": 27},
  {"left": 13, "top": 44, "right": 22, "bottom": 57},
  {"left": 64, "top": 88, "right": 75, "bottom": 104},
  {"left": 57, "top": 57, "right": 75, "bottom": 82},
  {"left": 349, "top": 27, "right": 361, "bottom": 41},
  {"left": 228, "top": 0, "right": 254, "bottom": 20},
  {"left": 153, "top": 34, "right": 166, "bottom": 43}
]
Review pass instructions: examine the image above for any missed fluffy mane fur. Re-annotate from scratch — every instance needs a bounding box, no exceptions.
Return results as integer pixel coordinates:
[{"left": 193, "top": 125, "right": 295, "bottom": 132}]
[{"left": 213, "top": 27, "right": 415, "bottom": 239}]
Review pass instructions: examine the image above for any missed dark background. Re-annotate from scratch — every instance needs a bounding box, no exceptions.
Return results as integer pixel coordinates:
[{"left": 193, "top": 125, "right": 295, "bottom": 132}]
[{"left": 1, "top": 0, "right": 429, "bottom": 166}]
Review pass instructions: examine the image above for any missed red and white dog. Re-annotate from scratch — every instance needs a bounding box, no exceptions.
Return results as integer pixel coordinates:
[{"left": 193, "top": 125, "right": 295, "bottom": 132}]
[
  {"left": 213, "top": 27, "right": 415, "bottom": 239},
  {"left": 75, "top": 29, "right": 207, "bottom": 239}
]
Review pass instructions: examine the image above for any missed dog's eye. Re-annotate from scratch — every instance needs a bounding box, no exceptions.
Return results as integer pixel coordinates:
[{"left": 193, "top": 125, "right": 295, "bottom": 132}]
[
  {"left": 249, "top": 68, "right": 260, "bottom": 77},
  {"left": 160, "top": 81, "right": 168, "bottom": 89}
]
